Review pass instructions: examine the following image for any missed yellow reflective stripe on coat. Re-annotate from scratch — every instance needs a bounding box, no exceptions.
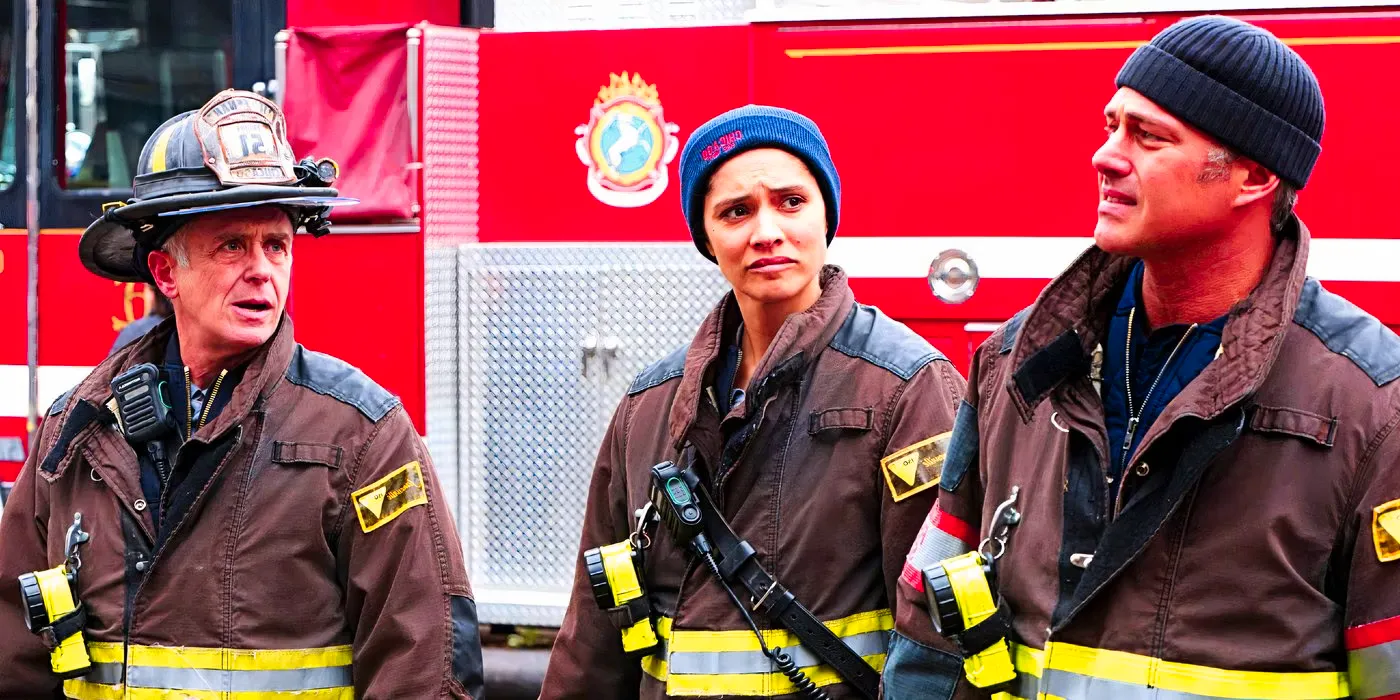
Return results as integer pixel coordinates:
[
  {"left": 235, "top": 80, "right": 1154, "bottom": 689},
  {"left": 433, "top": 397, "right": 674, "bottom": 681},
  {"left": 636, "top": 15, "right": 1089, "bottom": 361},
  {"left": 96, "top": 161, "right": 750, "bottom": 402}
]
[
  {"left": 640, "top": 609, "right": 892, "bottom": 696},
  {"left": 63, "top": 641, "right": 353, "bottom": 700},
  {"left": 991, "top": 641, "right": 1348, "bottom": 700}
]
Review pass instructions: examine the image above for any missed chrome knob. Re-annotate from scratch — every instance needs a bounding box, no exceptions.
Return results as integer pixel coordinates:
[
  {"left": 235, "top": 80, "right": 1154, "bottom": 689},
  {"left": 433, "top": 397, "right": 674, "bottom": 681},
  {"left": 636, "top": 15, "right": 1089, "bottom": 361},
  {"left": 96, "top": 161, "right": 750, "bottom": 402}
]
[{"left": 929, "top": 249, "right": 979, "bottom": 304}]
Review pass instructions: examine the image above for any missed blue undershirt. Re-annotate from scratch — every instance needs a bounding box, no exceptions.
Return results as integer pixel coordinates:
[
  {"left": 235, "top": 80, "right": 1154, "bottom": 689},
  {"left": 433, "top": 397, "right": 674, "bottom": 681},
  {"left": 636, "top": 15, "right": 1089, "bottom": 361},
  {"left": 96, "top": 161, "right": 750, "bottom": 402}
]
[{"left": 1102, "top": 262, "right": 1228, "bottom": 485}]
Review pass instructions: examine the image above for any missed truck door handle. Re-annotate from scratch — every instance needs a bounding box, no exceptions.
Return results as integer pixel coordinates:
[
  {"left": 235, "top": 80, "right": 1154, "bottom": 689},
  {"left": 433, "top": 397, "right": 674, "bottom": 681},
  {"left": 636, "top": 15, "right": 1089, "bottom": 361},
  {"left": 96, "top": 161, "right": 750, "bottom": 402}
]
[
  {"left": 581, "top": 334, "right": 599, "bottom": 377},
  {"left": 600, "top": 336, "right": 621, "bottom": 377}
]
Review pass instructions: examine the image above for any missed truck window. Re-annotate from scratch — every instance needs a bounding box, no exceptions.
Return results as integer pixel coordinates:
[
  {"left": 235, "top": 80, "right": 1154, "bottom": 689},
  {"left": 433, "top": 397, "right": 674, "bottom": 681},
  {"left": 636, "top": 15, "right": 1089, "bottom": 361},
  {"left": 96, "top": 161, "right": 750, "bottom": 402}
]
[
  {"left": 60, "top": 0, "right": 232, "bottom": 189},
  {"left": 0, "top": 0, "right": 15, "bottom": 191}
]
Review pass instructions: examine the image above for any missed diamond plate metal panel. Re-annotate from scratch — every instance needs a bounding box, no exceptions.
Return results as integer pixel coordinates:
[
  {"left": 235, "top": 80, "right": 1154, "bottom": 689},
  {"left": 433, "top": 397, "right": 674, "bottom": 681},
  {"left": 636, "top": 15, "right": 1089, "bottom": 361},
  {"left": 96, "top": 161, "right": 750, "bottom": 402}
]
[
  {"left": 425, "top": 246, "right": 460, "bottom": 518},
  {"left": 460, "top": 244, "right": 728, "bottom": 626},
  {"left": 421, "top": 27, "right": 480, "bottom": 535},
  {"left": 597, "top": 254, "right": 732, "bottom": 408},
  {"left": 421, "top": 27, "right": 481, "bottom": 250}
]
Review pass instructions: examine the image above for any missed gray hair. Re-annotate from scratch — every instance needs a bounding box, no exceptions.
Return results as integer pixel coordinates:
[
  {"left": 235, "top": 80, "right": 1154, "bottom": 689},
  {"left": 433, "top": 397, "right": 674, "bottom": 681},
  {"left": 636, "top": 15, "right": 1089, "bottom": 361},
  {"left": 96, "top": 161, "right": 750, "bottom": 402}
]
[
  {"left": 1270, "top": 182, "right": 1298, "bottom": 235},
  {"left": 161, "top": 225, "right": 190, "bottom": 268},
  {"left": 1200, "top": 147, "right": 1297, "bottom": 235}
]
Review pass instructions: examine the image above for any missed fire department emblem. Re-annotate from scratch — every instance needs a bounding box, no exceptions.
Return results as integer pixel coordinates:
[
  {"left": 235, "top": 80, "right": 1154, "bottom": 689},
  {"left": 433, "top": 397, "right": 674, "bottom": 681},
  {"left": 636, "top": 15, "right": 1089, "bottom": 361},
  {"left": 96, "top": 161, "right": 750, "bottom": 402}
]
[{"left": 574, "top": 72, "right": 679, "bottom": 208}]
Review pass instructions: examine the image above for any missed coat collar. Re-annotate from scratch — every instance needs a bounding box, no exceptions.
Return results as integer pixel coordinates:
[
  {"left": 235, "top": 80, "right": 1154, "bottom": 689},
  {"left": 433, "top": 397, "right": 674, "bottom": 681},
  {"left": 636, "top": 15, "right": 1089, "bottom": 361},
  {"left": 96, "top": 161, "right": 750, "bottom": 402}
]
[
  {"left": 667, "top": 265, "right": 856, "bottom": 449},
  {"left": 1005, "top": 218, "right": 1311, "bottom": 425},
  {"left": 73, "top": 314, "right": 298, "bottom": 442}
]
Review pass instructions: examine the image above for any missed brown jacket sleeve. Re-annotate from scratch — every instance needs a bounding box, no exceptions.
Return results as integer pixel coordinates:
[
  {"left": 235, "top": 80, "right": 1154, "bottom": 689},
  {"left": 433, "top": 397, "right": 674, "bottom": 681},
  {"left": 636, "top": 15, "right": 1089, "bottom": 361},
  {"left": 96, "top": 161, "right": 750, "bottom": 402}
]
[
  {"left": 540, "top": 396, "right": 643, "bottom": 700},
  {"left": 0, "top": 413, "right": 64, "bottom": 699},
  {"left": 885, "top": 333, "right": 1008, "bottom": 700},
  {"left": 879, "top": 360, "right": 964, "bottom": 627},
  {"left": 338, "top": 406, "right": 483, "bottom": 700},
  {"left": 1342, "top": 412, "right": 1400, "bottom": 697}
]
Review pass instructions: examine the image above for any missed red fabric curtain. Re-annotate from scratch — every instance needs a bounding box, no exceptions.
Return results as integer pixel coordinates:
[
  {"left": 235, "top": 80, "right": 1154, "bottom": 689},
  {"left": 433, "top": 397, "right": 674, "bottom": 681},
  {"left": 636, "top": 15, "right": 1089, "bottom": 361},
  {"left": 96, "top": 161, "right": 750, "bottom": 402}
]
[{"left": 284, "top": 24, "right": 417, "bottom": 222}]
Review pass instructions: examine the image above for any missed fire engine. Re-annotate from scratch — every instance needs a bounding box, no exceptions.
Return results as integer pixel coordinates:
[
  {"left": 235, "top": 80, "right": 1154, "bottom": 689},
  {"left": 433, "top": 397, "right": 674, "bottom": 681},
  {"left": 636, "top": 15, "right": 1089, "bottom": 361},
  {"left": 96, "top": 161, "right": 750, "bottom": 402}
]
[{"left": 3, "top": 0, "right": 1399, "bottom": 633}]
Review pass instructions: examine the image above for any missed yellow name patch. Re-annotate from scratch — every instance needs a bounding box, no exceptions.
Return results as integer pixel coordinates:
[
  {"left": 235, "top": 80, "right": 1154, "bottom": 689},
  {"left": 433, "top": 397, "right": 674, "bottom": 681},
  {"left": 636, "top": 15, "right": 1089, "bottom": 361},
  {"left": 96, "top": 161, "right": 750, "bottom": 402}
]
[
  {"left": 881, "top": 432, "right": 952, "bottom": 502},
  {"left": 1374, "top": 498, "right": 1400, "bottom": 563},
  {"left": 353, "top": 461, "right": 428, "bottom": 534}
]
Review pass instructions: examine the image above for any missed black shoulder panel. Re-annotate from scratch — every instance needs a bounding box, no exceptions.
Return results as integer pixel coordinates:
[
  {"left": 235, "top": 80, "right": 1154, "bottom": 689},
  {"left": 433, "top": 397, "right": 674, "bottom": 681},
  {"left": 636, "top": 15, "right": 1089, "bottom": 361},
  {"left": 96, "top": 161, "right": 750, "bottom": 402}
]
[
  {"left": 1000, "top": 307, "right": 1032, "bottom": 355},
  {"left": 48, "top": 388, "right": 75, "bottom": 416},
  {"left": 41, "top": 400, "right": 99, "bottom": 474},
  {"left": 286, "top": 345, "right": 401, "bottom": 422},
  {"left": 1294, "top": 278, "right": 1400, "bottom": 387},
  {"left": 829, "top": 304, "right": 944, "bottom": 381},
  {"left": 629, "top": 344, "right": 689, "bottom": 396}
]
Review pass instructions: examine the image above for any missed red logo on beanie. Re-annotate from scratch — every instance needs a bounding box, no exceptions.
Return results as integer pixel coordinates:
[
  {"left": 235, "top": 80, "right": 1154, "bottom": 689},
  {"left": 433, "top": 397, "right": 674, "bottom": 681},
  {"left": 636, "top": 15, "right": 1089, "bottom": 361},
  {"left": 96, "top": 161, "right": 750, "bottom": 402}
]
[{"left": 700, "top": 130, "right": 743, "bottom": 162}]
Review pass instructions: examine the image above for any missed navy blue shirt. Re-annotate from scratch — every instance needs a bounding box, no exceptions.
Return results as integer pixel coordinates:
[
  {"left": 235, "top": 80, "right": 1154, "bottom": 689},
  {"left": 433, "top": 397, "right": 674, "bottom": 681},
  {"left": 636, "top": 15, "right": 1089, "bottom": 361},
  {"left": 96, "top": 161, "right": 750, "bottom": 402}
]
[
  {"left": 135, "top": 333, "right": 241, "bottom": 535},
  {"left": 1102, "top": 262, "right": 1228, "bottom": 485},
  {"left": 713, "top": 323, "right": 748, "bottom": 417}
]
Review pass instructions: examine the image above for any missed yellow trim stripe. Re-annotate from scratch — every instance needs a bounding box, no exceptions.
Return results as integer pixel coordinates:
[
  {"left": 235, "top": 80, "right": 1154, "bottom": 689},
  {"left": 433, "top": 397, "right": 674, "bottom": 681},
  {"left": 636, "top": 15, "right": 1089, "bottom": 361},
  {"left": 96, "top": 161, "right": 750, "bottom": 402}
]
[
  {"left": 65, "top": 642, "right": 354, "bottom": 700},
  {"left": 665, "top": 608, "right": 892, "bottom": 654},
  {"left": 147, "top": 124, "right": 177, "bottom": 173},
  {"left": 84, "top": 641, "right": 125, "bottom": 665},
  {"left": 785, "top": 35, "right": 1400, "bottom": 58},
  {"left": 788, "top": 39, "right": 1143, "bottom": 57},
  {"left": 640, "top": 610, "right": 892, "bottom": 696},
  {"left": 63, "top": 679, "right": 126, "bottom": 700},
  {"left": 128, "top": 689, "right": 351, "bottom": 700},
  {"left": 660, "top": 653, "right": 886, "bottom": 696},
  {"left": 1046, "top": 642, "right": 1348, "bottom": 699},
  {"left": 641, "top": 616, "right": 674, "bottom": 680},
  {"left": 1012, "top": 642, "right": 1044, "bottom": 678},
  {"left": 1007, "top": 642, "right": 1348, "bottom": 700},
  {"left": 127, "top": 644, "right": 353, "bottom": 670},
  {"left": 65, "top": 684, "right": 353, "bottom": 700}
]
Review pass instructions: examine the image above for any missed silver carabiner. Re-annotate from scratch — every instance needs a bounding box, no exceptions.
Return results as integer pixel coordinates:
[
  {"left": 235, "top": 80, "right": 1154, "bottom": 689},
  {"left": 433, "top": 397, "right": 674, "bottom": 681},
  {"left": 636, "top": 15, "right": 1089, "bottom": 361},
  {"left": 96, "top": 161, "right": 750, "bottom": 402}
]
[
  {"left": 978, "top": 486, "right": 1021, "bottom": 562},
  {"left": 630, "top": 502, "right": 657, "bottom": 551},
  {"left": 63, "top": 512, "right": 90, "bottom": 575}
]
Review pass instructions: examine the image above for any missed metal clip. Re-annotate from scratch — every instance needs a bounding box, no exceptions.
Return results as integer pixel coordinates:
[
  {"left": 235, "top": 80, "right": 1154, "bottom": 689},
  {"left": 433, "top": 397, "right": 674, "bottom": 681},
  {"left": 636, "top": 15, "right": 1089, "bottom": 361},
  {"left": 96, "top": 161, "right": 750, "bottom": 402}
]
[
  {"left": 63, "top": 512, "right": 90, "bottom": 576},
  {"left": 630, "top": 502, "right": 656, "bottom": 551},
  {"left": 752, "top": 580, "right": 781, "bottom": 611},
  {"left": 978, "top": 486, "right": 1021, "bottom": 562}
]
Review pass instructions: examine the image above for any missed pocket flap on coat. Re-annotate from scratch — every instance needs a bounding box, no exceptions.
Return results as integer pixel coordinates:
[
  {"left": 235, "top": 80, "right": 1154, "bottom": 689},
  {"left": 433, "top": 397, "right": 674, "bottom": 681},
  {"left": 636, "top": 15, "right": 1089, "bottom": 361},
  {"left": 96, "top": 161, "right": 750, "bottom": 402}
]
[
  {"left": 808, "top": 407, "right": 874, "bottom": 435},
  {"left": 272, "top": 441, "right": 343, "bottom": 468},
  {"left": 1249, "top": 405, "right": 1337, "bottom": 447}
]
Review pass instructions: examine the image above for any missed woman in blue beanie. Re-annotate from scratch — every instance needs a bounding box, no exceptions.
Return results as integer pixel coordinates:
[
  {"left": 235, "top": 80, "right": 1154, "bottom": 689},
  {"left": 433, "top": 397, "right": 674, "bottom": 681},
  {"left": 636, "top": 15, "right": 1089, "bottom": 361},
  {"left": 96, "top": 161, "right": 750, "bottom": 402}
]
[{"left": 541, "top": 105, "right": 967, "bottom": 700}]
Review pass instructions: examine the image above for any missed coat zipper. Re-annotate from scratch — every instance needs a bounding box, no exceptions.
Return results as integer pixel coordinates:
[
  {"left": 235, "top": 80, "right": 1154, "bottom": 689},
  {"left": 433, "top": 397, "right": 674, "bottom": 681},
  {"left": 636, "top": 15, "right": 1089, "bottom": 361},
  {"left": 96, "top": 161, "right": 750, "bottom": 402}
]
[
  {"left": 184, "top": 366, "right": 228, "bottom": 439},
  {"left": 1116, "top": 307, "right": 1196, "bottom": 517}
]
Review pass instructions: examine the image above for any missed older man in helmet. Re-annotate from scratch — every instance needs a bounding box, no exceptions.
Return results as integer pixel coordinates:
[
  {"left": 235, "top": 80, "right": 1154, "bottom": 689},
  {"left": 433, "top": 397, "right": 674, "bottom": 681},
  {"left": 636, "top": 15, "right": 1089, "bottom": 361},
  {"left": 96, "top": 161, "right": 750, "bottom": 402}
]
[{"left": 0, "top": 90, "right": 484, "bottom": 699}]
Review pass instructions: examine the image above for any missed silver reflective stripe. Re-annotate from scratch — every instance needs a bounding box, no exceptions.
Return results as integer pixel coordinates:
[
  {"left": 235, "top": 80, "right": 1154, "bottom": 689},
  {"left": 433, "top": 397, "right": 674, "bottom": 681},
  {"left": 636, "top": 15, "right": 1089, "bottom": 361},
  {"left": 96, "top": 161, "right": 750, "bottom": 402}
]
[
  {"left": 1041, "top": 668, "right": 1228, "bottom": 700},
  {"left": 1001, "top": 670, "right": 1040, "bottom": 700},
  {"left": 907, "top": 519, "right": 970, "bottom": 574},
  {"left": 81, "top": 661, "right": 123, "bottom": 686},
  {"left": 666, "top": 630, "right": 888, "bottom": 676},
  {"left": 126, "top": 664, "right": 353, "bottom": 691},
  {"left": 1351, "top": 639, "right": 1400, "bottom": 699}
]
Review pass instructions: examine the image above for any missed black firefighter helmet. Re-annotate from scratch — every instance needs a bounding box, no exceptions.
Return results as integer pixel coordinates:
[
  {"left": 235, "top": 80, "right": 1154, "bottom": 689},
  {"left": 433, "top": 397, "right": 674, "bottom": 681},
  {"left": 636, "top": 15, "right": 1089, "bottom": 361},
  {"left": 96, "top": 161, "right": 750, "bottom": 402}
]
[{"left": 79, "top": 89, "right": 357, "bottom": 283}]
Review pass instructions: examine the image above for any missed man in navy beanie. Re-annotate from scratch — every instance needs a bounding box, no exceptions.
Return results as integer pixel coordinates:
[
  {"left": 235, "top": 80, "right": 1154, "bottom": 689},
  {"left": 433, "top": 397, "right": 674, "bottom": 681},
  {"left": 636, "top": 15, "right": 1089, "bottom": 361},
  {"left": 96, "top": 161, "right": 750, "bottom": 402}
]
[{"left": 885, "top": 15, "right": 1400, "bottom": 699}]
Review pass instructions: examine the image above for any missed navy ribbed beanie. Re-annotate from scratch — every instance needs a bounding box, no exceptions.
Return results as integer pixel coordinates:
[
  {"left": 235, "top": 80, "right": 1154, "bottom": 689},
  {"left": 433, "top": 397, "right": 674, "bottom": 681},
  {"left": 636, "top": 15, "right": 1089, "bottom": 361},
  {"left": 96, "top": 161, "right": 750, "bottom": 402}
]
[
  {"left": 678, "top": 105, "right": 840, "bottom": 262},
  {"left": 1116, "top": 15, "right": 1324, "bottom": 188}
]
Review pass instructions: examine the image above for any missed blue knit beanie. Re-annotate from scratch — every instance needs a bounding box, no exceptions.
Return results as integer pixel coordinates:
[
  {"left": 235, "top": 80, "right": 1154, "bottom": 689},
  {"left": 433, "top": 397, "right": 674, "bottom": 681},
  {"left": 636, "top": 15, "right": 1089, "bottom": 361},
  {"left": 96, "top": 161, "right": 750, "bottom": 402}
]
[
  {"left": 678, "top": 105, "right": 840, "bottom": 262},
  {"left": 1116, "top": 15, "right": 1324, "bottom": 188}
]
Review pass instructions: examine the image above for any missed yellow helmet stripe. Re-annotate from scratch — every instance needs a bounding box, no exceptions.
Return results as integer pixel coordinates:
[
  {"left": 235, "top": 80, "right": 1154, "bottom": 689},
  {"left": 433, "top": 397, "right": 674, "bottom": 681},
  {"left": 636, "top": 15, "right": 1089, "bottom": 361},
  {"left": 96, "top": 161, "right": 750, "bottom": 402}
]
[{"left": 148, "top": 123, "right": 178, "bottom": 174}]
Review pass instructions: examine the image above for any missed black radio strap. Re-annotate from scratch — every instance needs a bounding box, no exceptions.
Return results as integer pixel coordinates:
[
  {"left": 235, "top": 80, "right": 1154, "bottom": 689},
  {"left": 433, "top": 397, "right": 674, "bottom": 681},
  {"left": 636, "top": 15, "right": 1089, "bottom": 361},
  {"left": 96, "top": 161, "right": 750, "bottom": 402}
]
[{"left": 686, "top": 474, "right": 881, "bottom": 700}]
